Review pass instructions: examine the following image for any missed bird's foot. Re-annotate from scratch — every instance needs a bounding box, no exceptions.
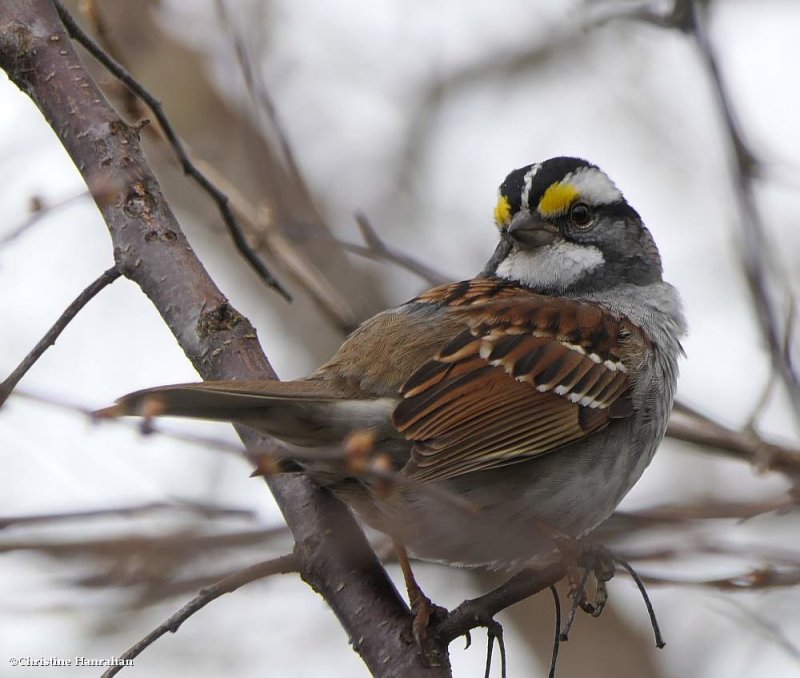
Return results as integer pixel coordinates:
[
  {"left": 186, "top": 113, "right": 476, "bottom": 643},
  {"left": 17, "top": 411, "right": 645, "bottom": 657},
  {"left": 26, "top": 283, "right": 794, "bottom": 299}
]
[
  {"left": 575, "top": 544, "right": 615, "bottom": 617},
  {"left": 558, "top": 542, "right": 616, "bottom": 640},
  {"left": 393, "top": 539, "right": 447, "bottom": 665},
  {"left": 408, "top": 588, "right": 448, "bottom": 663},
  {"left": 528, "top": 518, "right": 616, "bottom": 637}
]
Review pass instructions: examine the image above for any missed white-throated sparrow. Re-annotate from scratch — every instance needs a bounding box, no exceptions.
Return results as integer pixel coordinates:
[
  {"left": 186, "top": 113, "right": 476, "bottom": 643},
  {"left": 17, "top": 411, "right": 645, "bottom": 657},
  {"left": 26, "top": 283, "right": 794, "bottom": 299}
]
[{"left": 100, "top": 157, "right": 685, "bottom": 573}]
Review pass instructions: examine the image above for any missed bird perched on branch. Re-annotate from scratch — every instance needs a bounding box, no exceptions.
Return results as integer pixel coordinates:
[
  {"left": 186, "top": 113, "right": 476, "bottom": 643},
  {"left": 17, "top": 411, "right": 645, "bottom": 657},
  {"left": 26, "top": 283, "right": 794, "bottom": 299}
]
[{"left": 98, "top": 156, "right": 685, "bottom": 631}]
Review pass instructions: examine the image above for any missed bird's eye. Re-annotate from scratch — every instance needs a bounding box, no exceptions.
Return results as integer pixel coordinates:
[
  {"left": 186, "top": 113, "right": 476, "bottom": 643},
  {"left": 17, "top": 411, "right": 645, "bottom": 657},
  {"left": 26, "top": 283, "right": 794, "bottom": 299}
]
[{"left": 570, "top": 202, "right": 592, "bottom": 228}]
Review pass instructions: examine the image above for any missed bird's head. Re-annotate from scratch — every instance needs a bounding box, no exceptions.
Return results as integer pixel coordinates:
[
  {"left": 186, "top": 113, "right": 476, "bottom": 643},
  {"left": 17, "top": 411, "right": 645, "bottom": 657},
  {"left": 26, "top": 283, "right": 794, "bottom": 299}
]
[{"left": 484, "top": 157, "right": 662, "bottom": 294}]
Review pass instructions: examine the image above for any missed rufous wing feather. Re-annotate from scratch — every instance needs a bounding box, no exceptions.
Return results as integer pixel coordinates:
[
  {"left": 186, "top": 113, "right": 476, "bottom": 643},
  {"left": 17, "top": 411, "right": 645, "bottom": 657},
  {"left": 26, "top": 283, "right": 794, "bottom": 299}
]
[{"left": 394, "top": 281, "right": 643, "bottom": 482}]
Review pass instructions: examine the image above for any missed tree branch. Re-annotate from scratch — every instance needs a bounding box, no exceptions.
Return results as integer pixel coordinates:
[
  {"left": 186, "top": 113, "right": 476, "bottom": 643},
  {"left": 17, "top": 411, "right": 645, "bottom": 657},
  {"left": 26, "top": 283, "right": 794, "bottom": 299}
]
[
  {"left": 0, "top": 3, "right": 443, "bottom": 675},
  {"left": 668, "top": 402, "right": 800, "bottom": 484},
  {"left": 435, "top": 562, "right": 567, "bottom": 643}
]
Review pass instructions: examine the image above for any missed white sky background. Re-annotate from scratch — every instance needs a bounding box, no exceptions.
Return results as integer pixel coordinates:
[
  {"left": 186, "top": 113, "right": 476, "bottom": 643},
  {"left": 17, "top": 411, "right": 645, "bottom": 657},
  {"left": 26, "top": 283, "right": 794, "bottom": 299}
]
[{"left": 1, "top": 0, "right": 799, "bottom": 676}]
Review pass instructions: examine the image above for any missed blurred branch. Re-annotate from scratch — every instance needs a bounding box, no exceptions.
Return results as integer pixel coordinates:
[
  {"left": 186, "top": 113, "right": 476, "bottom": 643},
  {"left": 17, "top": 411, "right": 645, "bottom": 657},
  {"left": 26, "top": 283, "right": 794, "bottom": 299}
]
[
  {"left": 395, "top": 25, "right": 588, "bottom": 194},
  {"left": 213, "top": 0, "right": 314, "bottom": 209},
  {"left": 0, "top": 527, "right": 288, "bottom": 558},
  {"left": 613, "top": 495, "right": 795, "bottom": 525},
  {"left": 0, "top": 190, "right": 89, "bottom": 247},
  {"left": 600, "top": 0, "right": 800, "bottom": 423},
  {"left": 53, "top": 0, "right": 290, "bottom": 301},
  {"left": 0, "top": 266, "right": 120, "bottom": 407},
  {"left": 101, "top": 552, "right": 298, "bottom": 678},
  {"left": 668, "top": 401, "right": 800, "bottom": 484},
  {"left": 192, "top": 158, "right": 359, "bottom": 331},
  {"left": 746, "top": 369, "right": 780, "bottom": 432},
  {"left": 718, "top": 598, "right": 800, "bottom": 663},
  {"left": 336, "top": 212, "right": 451, "bottom": 287},
  {"left": 1, "top": 519, "right": 294, "bottom": 607},
  {"left": 610, "top": 538, "right": 800, "bottom": 571},
  {"left": 683, "top": 0, "right": 800, "bottom": 421},
  {"left": 642, "top": 566, "right": 800, "bottom": 591},
  {"left": 0, "top": 501, "right": 254, "bottom": 530}
]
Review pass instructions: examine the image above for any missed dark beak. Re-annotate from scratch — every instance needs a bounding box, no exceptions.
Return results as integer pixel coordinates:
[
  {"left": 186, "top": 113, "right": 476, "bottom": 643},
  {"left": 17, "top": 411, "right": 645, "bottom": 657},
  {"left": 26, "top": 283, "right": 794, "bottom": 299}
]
[{"left": 507, "top": 211, "right": 558, "bottom": 248}]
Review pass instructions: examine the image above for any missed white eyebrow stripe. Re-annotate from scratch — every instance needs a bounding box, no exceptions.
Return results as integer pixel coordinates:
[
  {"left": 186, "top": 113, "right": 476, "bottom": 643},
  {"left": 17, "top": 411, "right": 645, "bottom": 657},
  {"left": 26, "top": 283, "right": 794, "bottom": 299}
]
[
  {"left": 520, "top": 164, "right": 541, "bottom": 210},
  {"left": 564, "top": 166, "right": 623, "bottom": 205}
]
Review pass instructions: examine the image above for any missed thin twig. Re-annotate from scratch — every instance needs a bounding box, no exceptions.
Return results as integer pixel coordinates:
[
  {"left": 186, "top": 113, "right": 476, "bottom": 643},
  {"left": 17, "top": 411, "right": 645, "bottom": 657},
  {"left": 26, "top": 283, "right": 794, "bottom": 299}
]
[
  {"left": 0, "top": 190, "right": 89, "bottom": 247},
  {"left": 547, "top": 586, "right": 561, "bottom": 678},
  {"left": 100, "top": 553, "right": 298, "bottom": 678},
  {"left": 214, "top": 0, "right": 315, "bottom": 209},
  {"left": 615, "top": 557, "right": 665, "bottom": 649},
  {"left": 716, "top": 598, "right": 800, "bottom": 663},
  {"left": 0, "top": 266, "right": 121, "bottom": 407},
  {"left": 340, "top": 212, "right": 450, "bottom": 286},
  {"left": 193, "top": 162, "right": 357, "bottom": 331},
  {"left": 52, "top": 0, "right": 290, "bottom": 301},
  {"left": 746, "top": 371, "right": 779, "bottom": 433},
  {"left": 688, "top": 0, "right": 800, "bottom": 421},
  {"left": 559, "top": 568, "right": 591, "bottom": 641}
]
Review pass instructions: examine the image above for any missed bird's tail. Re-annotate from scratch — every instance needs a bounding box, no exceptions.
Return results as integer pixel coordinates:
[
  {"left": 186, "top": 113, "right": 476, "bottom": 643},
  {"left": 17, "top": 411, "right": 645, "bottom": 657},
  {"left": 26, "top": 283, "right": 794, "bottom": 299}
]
[{"left": 95, "top": 380, "right": 397, "bottom": 447}]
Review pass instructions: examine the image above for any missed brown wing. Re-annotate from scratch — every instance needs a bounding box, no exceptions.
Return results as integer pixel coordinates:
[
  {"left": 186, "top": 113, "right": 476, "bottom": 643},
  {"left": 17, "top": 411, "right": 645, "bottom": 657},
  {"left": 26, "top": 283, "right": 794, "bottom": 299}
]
[{"left": 393, "top": 281, "right": 642, "bottom": 482}]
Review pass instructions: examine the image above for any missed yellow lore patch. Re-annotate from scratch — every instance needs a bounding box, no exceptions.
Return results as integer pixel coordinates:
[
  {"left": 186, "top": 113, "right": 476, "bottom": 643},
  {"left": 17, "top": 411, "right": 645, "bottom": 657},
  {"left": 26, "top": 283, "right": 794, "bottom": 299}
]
[
  {"left": 538, "top": 182, "right": 580, "bottom": 217},
  {"left": 494, "top": 195, "right": 512, "bottom": 228}
]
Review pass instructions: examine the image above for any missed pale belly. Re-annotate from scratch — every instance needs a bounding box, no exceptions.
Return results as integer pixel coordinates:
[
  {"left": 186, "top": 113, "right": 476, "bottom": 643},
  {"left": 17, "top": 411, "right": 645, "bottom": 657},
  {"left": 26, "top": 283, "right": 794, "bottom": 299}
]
[{"left": 333, "top": 419, "right": 658, "bottom": 571}]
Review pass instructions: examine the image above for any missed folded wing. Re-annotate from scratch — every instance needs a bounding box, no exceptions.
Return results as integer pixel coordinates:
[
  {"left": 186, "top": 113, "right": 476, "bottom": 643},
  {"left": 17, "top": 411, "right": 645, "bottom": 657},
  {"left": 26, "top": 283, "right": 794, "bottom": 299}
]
[{"left": 394, "top": 285, "right": 639, "bottom": 481}]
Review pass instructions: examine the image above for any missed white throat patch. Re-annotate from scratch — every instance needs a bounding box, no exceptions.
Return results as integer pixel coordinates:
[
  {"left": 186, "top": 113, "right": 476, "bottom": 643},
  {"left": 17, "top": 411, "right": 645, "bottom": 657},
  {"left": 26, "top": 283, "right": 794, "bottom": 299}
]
[{"left": 495, "top": 241, "right": 604, "bottom": 291}]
